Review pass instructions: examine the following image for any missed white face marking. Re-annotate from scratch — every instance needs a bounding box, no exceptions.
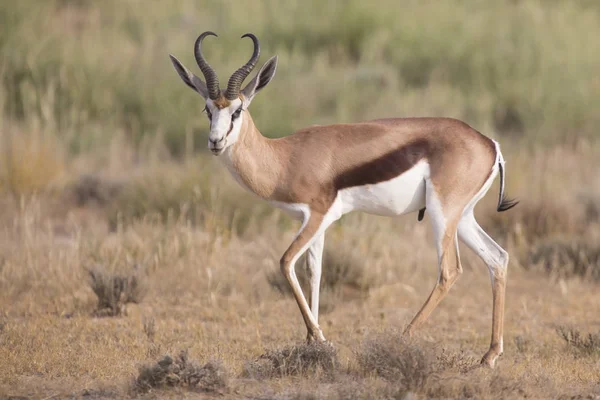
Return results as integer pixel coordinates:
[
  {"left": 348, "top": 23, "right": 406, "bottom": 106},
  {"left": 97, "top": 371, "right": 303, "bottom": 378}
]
[
  {"left": 205, "top": 98, "right": 244, "bottom": 155},
  {"left": 338, "top": 161, "right": 429, "bottom": 217}
]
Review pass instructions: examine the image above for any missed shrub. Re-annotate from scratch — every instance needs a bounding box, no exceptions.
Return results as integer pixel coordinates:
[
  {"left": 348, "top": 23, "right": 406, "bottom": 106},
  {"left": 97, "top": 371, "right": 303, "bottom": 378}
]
[
  {"left": 557, "top": 326, "right": 600, "bottom": 356},
  {"left": 243, "top": 342, "right": 339, "bottom": 379},
  {"left": 87, "top": 263, "right": 147, "bottom": 316},
  {"left": 435, "top": 348, "right": 478, "bottom": 373},
  {"left": 527, "top": 237, "right": 600, "bottom": 282},
  {"left": 70, "top": 174, "right": 121, "bottom": 207},
  {"left": 485, "top": 200, "right": 579, "bottom": 245},
  {"left": 356, "top": 332, "right": 433, "bottom": 392},
  {"left": 135, "top": 350, "right": 228, "bottom": 394}
]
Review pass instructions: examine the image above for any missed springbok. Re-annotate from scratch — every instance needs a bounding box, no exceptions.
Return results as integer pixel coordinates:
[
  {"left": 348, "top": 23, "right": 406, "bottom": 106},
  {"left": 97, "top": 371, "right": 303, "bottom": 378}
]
[{"left": 169, "top": 32, "right": 518, "bottom": 368}]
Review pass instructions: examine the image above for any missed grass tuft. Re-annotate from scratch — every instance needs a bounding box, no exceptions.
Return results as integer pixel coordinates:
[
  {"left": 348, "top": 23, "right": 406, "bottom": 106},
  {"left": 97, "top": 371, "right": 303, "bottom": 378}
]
[
  {"left": 243, "top": 342, "right": 339, "bottom": 379},
  {"left": 486, "top": 200, "right": 580, "bottom": 245},
  {"left": 135, "top": 350, "right": 228, "bottom": 394},
  {"left": 436, "top": 348, "right": 478, "bottom": 373},
  {"left": 528, "top": 238, "right": 600, "bottom": 282},
  {"left": 87, "top": 263, "right": 147, "bottom": 317},
  {"left": 356, "top": 332, "right": 434, "bottom": 392},
  {"left": 70, "top": 174, "right": 121, "bottom": 207},
  {"left": 142, "top": 317, "right": 156, "bottom": 342},
  {"left": 514, "top": 335, "right": 533, "bottom": 355},
  {"left": 557, "top": 326, "right": 600, "bottom": 356}
]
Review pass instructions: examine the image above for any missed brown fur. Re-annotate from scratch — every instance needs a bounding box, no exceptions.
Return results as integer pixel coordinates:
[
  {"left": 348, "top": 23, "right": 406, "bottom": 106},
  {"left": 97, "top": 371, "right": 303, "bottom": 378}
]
[
  {"left": 212, "top": 95, "right": 231, "bottom": 109},
  {"left": 228, "top": 114, "right": 497, "bottom": 215}
]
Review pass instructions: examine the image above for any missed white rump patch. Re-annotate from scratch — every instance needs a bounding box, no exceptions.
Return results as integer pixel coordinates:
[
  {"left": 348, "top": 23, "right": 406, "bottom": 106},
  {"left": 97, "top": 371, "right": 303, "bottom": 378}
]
[{"left": 338, "top": 160, "right": 429, "bottom": 217}]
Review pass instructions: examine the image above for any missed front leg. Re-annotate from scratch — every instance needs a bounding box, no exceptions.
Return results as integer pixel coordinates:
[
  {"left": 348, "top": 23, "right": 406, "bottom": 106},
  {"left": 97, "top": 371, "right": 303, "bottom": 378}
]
[
  {"left": 280, "top": 211, "right": 330, "bottom": 342},
  {"left": 305, "top": 234, "right": 325, "bottom": 341}
]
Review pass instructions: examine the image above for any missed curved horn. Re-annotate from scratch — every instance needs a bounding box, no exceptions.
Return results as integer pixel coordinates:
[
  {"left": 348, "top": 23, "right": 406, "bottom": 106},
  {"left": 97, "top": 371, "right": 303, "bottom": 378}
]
[
  {"left": 225, "top": 33, "right": 260, "bottom": 100},
  {"left": 194, "top": 31, "right": 220, "bottom": 100}
]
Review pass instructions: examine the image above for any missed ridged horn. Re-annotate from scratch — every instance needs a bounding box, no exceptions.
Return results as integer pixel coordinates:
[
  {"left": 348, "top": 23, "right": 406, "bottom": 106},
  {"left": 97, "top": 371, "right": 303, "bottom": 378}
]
[
  {"left": 194, "top": 31, "right": 220, "bottom": 100},
  {"left": 224, "top": 33, "right": 260, "bottom": 100}
]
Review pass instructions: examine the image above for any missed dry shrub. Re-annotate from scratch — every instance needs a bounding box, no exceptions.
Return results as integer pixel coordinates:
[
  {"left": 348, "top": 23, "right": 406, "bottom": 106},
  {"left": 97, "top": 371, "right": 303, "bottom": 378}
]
[
  {"left": 485, "top": 200, "right": 579, "bottom": 244},
  {"left": 436, "top": 348, "right": 478, "bottom": 373},
  {"left": 356, "top": 332, "right": 434, "bottom": 392},
  {"left": 135, "top": 350, "right": 228, "bottom": 394},
  {"left": 243, "top": 342, "right": 339, "bottom": 379},
  {"left": 527, "top": 237, "right": 600, "bottom": 282},
  {"left": 580, "top": 190, "right": 600, "bottom": 225},
  {"left": 70, "top": 174, "right": 121, "bottom": 207},
  {"left": 87, "top": 263, "right": 147, "bottom": 316},
  {"left": 557, "top": 326, "right": 600, "bottom": 356},
  {"left": 513, "top": 335, "right": 533, "bottom": 355},
  {"left": 143, "top": 317, "right": 156, "bottom": 342}
]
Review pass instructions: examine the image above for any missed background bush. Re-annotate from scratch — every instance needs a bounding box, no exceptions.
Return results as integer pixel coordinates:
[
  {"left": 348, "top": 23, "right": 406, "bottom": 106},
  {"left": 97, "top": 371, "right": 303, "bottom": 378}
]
[{"left": 1, "top": 0, "right": 599, "bottom": 158}]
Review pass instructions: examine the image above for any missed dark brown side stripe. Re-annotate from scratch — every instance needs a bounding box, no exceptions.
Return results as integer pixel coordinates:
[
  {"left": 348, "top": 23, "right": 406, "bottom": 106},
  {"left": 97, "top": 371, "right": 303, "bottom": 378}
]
[{"left": 334, "top": 138, "right": 430, "bottom": 190}]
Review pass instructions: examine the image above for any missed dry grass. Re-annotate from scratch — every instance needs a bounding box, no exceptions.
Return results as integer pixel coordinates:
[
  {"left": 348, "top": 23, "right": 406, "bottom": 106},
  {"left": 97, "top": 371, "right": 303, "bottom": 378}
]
[
  {"left": 1, "top": 2, "right": 600, "bottom": 397},
  {"left": 0, "top": 143, "right": 599, "bottom": 399}
]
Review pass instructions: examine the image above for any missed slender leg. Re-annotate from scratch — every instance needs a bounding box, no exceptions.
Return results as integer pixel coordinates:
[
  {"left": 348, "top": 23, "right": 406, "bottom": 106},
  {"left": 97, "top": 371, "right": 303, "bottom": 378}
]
[
  {"left": 458, "top": 213, "right": 508, "bottom": 368},
  {"left": 404, "top": 181, "right": 465, "bottom": 335},
  {"left": 404, "top": 230, "right": 462, "bottom": 335},
  {"left": 281, "top": 211, "right": 335, "bottom": 342},
  {"left": 306, "top": 234, "right": 325, "bottom": 321}
]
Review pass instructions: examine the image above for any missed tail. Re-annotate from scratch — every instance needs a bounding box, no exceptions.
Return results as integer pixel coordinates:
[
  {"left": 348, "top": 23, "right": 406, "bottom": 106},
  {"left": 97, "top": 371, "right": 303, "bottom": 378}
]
[{"left": 495, "top": 143, "right": 518, "bottom": 212}]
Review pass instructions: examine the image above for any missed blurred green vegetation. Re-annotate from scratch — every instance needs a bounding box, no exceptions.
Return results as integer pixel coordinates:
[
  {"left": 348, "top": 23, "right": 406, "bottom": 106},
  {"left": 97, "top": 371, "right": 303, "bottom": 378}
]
[{"left": 1, "top": 0, "right": 599, "bottom": 156}]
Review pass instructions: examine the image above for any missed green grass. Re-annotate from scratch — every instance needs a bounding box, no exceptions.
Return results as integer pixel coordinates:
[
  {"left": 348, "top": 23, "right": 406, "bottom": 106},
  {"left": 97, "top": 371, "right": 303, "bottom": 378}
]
[{"left": 1, "top": 0, "right": 599, "bottom": 156}]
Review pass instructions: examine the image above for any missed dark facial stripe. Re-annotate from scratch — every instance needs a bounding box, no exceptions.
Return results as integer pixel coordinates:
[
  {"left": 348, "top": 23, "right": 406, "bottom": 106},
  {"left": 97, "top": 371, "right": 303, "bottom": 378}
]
[
  {"left": 334, "top": 138, "right": 430, "bottom": 190},
  {"left": 226, "top": 121, "right": 234, "bottom": 137}
]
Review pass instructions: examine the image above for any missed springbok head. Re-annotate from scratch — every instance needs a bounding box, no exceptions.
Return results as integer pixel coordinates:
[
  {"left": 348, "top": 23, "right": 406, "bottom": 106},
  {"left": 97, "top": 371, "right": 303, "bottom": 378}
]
[{"left": 169, "top": 32, "right": 278, "bottom": 155}]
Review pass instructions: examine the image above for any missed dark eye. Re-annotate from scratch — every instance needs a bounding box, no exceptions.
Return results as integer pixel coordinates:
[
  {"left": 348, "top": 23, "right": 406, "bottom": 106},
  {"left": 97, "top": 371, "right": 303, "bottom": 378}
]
[
  {"left": 232, "top": 108, "right": 242, "bottom": 120},
  {"left": 204, "top": 107, "right": 212, "bottom": 120}
]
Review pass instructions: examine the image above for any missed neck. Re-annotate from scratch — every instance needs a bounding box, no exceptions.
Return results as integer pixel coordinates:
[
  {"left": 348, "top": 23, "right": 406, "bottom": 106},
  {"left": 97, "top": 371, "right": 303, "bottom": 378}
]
[{"left": 221, "top": 113, "right": 283, "bottom": 200}]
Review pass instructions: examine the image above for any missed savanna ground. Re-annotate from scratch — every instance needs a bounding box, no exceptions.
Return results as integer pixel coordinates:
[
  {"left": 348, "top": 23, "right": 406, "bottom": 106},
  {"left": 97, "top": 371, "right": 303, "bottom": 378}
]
[{"left": 1, "top": 1, "right": 600, "bottom": 399}]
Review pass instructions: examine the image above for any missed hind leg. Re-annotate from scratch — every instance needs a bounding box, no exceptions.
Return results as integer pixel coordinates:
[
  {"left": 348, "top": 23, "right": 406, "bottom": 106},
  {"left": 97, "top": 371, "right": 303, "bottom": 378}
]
[
  {"left": 404, "top": 183, "right": 464, "bottom": 335},
  {"left": 458, "top": 212, "right": 508, "bottom": 368}
]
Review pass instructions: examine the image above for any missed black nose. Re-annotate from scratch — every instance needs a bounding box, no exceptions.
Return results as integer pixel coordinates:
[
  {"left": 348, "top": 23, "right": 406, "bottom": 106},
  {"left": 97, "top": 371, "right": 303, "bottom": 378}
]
[{"left": 210, "top": 138, "right": 224, "bottom": 145}]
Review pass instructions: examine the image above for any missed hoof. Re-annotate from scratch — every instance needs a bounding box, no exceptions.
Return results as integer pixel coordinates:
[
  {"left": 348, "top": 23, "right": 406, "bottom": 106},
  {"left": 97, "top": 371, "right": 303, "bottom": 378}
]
[
  {"left": 480, "top": 350, "right": 502, "bottom": 369},
  {"left": 480, "top": 356, "right": 496, "bottom": 369}
]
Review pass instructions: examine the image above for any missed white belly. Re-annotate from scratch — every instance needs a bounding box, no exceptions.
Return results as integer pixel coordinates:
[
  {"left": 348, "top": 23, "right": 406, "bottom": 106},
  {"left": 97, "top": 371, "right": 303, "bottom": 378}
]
[{"left": 338, "top": 160, "right": 428, "bottom": 217}]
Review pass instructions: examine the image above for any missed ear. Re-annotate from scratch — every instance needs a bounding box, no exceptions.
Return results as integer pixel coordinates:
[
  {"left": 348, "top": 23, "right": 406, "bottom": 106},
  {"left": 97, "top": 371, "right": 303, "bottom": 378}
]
[
  {"left": 169, "top": 54, "right": 209, "bottom": 99},
  {"left": 241, "top": 56, "right": 278, "bottom": 104}
]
